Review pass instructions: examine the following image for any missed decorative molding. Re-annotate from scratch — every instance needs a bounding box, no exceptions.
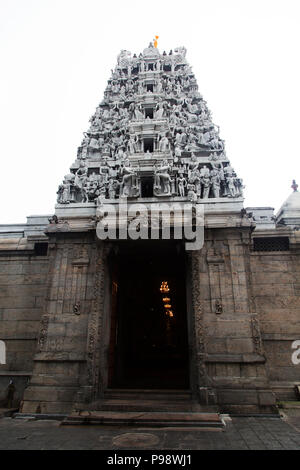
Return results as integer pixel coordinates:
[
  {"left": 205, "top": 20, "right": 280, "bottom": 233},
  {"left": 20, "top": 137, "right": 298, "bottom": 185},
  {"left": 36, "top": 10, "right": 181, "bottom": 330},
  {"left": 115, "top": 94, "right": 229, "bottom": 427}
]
[
  {"left": 251, "top": 314, "right": 265, "bottom": 356},
  {"left": 190, "top": 251, "right": 207, "bottom": 386},
  {"left": 37, "top": 315, "right": 49, "bottom": 352},
  {"left": 86, "top": 243, "right": 108, "bottom": 399}
]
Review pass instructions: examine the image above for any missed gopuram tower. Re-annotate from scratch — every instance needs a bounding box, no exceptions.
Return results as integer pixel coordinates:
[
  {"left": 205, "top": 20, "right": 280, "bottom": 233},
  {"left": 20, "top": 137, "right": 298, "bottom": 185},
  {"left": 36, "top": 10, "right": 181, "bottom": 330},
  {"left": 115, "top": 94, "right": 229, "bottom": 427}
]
[{"left": 20, "top": 42, "right": 278, "bottom": 418}]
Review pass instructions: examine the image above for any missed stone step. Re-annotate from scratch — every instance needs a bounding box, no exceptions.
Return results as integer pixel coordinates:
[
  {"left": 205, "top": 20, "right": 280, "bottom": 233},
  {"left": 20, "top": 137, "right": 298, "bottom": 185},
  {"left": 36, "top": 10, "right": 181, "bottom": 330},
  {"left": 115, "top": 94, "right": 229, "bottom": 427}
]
[
  {"left": 62, "top": 411, "right": 224, "bottom": 428},
  {"left": 0, "top": 408, "right": 19, "bottom": 418},
  {"left": 103, "top": 389, "right": 192, "bottom": 401},
  {"left": 83, "top": 398, "right": 203, "bottom": 412}
]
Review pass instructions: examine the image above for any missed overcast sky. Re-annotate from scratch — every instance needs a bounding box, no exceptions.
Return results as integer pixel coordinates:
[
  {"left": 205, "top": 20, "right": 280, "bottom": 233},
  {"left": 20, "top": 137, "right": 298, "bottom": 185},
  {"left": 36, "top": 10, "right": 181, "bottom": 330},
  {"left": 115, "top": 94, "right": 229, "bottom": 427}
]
[{"left": 0, "top": 0, "right": 299, "bottom": 224}]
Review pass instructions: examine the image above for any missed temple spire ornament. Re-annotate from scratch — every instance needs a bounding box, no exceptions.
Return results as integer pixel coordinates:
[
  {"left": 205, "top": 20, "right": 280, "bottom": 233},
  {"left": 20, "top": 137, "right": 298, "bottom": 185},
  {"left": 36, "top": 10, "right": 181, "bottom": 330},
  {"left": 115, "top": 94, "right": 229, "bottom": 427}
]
[{"left": 57, "top": 44, "right": 244, "bottom": 205}]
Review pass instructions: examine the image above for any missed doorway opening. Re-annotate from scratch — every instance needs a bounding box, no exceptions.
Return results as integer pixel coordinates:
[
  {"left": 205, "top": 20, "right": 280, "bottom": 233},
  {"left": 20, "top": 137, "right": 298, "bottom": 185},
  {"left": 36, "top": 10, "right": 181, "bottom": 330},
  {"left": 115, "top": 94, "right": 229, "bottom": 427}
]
[
  {"left": 144, "top": 138, "right": 154, "bottom": 153},
  {"left": 108, "top": 241, "right": 189, "bottom": 389},
  {"left": 146, "top": 84, "right": 154, "bottom": 93},
  {"left": 145, "top": 108, "right": 154, "bottom": 119},
  {"left": 141, "top": 177, "right": 154, "bottom": 197}
]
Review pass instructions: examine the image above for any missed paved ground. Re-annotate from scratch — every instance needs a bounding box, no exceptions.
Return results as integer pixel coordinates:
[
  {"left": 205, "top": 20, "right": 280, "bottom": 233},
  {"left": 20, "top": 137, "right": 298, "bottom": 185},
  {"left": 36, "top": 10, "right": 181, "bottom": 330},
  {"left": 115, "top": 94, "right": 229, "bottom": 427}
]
[{"left": 0, "top": 415, "right": 300, "bottom": 450}]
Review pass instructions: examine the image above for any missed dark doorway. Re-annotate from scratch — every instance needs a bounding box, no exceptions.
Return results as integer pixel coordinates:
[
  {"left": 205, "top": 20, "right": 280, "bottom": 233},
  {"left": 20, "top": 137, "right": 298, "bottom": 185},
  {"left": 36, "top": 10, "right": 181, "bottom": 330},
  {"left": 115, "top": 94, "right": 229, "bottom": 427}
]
[
  {"left": 145, "top": 108, "right": 154, "bottom": 119},
  {"left": 146, "top": 84, "right": 154, "bottom": 92},
  {"left": 144, "top": 138, "right": 154, "bottom": 153},
  {"left": 141, "top": 177, "right": 154, "bottom": 197},
  {"left": 108, "top": 241, "right": 189, "bottom": 389}
]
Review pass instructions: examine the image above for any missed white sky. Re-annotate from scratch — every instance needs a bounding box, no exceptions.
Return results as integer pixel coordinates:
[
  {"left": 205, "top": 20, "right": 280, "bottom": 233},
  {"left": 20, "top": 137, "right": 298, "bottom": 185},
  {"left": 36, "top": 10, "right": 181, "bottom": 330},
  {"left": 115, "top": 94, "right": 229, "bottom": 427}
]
[{"left": 0, "top": 0, "right": 299, "bottom": 224}]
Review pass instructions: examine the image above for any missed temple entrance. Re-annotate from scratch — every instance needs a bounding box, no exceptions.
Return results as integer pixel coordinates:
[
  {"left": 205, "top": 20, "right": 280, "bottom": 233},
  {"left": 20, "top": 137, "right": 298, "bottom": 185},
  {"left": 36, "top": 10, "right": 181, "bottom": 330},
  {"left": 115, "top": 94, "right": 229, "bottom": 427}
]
[{"left": 108, "top": 241, "right": 190, "bottom": 389}]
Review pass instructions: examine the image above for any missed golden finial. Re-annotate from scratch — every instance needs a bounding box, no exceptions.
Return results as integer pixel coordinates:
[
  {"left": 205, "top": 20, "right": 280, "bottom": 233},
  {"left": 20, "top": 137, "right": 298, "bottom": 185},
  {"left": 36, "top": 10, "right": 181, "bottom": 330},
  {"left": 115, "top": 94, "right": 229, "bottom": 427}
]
[{"left": 154, "top": 36, "right": 159, "bottom": 48}]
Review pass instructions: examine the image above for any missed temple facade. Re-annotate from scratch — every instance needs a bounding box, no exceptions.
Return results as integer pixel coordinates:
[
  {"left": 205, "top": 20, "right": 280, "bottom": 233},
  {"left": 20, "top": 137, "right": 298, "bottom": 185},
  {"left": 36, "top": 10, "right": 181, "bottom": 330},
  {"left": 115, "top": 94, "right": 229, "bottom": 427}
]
[{"left": 0, "top": 43, "right": 300, "bottom": 417}]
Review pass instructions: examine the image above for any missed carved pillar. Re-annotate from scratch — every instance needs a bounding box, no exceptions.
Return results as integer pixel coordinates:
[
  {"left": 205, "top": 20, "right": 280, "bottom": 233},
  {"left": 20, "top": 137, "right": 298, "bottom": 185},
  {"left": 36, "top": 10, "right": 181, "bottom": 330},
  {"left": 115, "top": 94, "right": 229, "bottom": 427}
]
[
  {"left": 77, "top": 242, "right": 110, "bottom": 404},
  {"left": 187, "top": 250, "right": 215, "bottom": 404}
]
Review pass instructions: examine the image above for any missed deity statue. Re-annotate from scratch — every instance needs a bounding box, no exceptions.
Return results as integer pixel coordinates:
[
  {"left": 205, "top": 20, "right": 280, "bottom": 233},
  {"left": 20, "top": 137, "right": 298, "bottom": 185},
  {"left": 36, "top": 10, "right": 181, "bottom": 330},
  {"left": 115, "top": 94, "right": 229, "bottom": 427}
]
[
  {"left": 188, "top": 158, "right": 201, "bottom": 196},
  {"left": 154, "top": 160, "right": 172, "bottom": 196},
  {"left": 174, "top": 145, "right": 182, "bottom": 159},
  {"left": 158, "top": 134, "right": 169, "bottom": 152},
  {"left": 202, "top": 174, "right": 211, "bottom": 199},
  {"left": 187, "top": 183, "right": 197, "bottom": 203},
  {"left": 154, "top": 102, "right": 166, "bottom": 119},
  {"left": 134, "top": 103, "right": 144, "bottom": 120},
  {"left": 108, "top": 179, "right": 119, "bottom": 199},
  {"left": 82, "top": 181, "right": 91, "bottom": 203},
  {"left": 99, "top": 159, "right": 110, "bottom": 183},
  {"left": 177, "top": 175, "right": 187, "bottom": 197},
  {"left": 226, "top": 176, "right": 236, "bottom": 197},
  {"left": 156, "top": 80, "right": 163, "bottom": 93},
  {"left": 74, "top": 162, "right": 88, "bottom": 191},
  {"left": 119, "top": 159, "right": 139, "bottom": 197},
  {"left": 210, "top": 168, "right": 221, "bottom": 198},
  {"left": 127, "top": 135, "right": 139, "bottom": 154},
  {"left": 57, "top": 179, "right": 71, "bottom": 204}
]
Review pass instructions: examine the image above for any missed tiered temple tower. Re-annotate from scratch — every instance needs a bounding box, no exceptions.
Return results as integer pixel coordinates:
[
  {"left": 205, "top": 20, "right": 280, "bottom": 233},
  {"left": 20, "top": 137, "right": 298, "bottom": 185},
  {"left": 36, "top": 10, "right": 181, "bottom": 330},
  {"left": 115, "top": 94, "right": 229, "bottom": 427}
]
[{"left": 56, "top": 43, "right": 243, "bottom": 211}]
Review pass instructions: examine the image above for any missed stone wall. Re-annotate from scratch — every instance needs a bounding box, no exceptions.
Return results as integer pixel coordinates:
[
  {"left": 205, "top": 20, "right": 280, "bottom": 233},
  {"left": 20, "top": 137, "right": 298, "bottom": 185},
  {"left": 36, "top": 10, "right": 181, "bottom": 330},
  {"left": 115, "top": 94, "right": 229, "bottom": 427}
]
[
  {"left": 0, "top": 238, "right": 48, "bottom": 407},
  {"left": 0, "top": 223, "right": 299, "bottom": 413},
  {"left": 250, "top": 231, "right": 300, "bottom": 400},
  {"left": 195, "top": 227, "right": 276, "bottom": 414}
]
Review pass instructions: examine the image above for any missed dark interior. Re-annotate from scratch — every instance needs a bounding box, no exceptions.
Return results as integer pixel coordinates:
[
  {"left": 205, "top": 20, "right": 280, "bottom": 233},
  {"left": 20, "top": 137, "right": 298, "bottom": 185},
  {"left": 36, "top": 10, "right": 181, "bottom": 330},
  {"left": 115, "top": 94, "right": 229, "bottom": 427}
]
[
  {"left": 141, "top": 177, "right": 154, "bottom": 197},
  {"left": 145, "top": 107, "right": 154, "bottom": 118},
  {"left": 108, "top": 241, "right": 189, "bottom": 389},
  {"left": 144, "top": 138, "right": 154, "bottom": 153}
]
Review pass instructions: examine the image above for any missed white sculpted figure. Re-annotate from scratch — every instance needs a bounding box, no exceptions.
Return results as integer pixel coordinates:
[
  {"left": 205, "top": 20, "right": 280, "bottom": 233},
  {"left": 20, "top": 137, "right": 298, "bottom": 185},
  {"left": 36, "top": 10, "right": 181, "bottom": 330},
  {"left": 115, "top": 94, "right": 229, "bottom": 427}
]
[
  {"left": 210, "top": 169, "right": 221, "bottom": 198},
  {"left": 187, "top": 183, "right": 197, "bottom": 203},
  {"left": 158, "top": 134, "right": 169, "bottom": 152},
  {"left": 74, "top": 162, "right": 88, "bottom": 191},
  {"left": 127, "top": 135, "right": 139, "bottom": 154},
  {"left": 154, "top": 160, "right": 172, "bottom": 195},
  {"left": 177, "top": 175, "right": 187, "bottom": 197},
  {"left": 134, "top": 103, "right": 144, "bottom": 120},
  {"left": 154, "top": 102, "right": 165, "bottom": 119},
  {"left": 227, "top": 176, "right": 237, "bottom": 197},
  {"left": 202, "top": 174, "right": 211, "bottom": 199},
  {"left": 119, "top": 159, "right": 139, "bottom": 197},
  {"left": 57, "top": 179, "right": 71, "bottom": 204}
]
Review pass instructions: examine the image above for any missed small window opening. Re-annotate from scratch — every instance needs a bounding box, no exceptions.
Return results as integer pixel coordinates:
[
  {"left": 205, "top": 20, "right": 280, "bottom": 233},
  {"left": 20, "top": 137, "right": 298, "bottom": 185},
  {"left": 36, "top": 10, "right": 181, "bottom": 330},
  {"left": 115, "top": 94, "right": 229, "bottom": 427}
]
[
  {"left": 141, "top": 177, "right": 154, "bottom": 197},
  {"left": 144, "top": 138, "right": 154, "bottom": 153},
  {"left": 34, "top": 242, "right": 48, "bottom": 256},
  {"left": 253, "top": 237, "right": 289, "bottom": 252},
  {"left": 145, "top": 108, "right": 154, "bottom": 119},
  {"left": 146, "top": 84, "right": 154, "bottom": 92},
  {"left": 148, "top": 63, "right": 154, "bottom": 71}
]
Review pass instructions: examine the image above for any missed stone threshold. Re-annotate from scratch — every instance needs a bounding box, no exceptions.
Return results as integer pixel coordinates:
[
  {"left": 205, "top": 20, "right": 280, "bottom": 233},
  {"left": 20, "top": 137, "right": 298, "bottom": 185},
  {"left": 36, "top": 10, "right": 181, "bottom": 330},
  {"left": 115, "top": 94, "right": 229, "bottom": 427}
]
[{"left": 61, "top": 411, "right": 225, "bottom": 428}]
